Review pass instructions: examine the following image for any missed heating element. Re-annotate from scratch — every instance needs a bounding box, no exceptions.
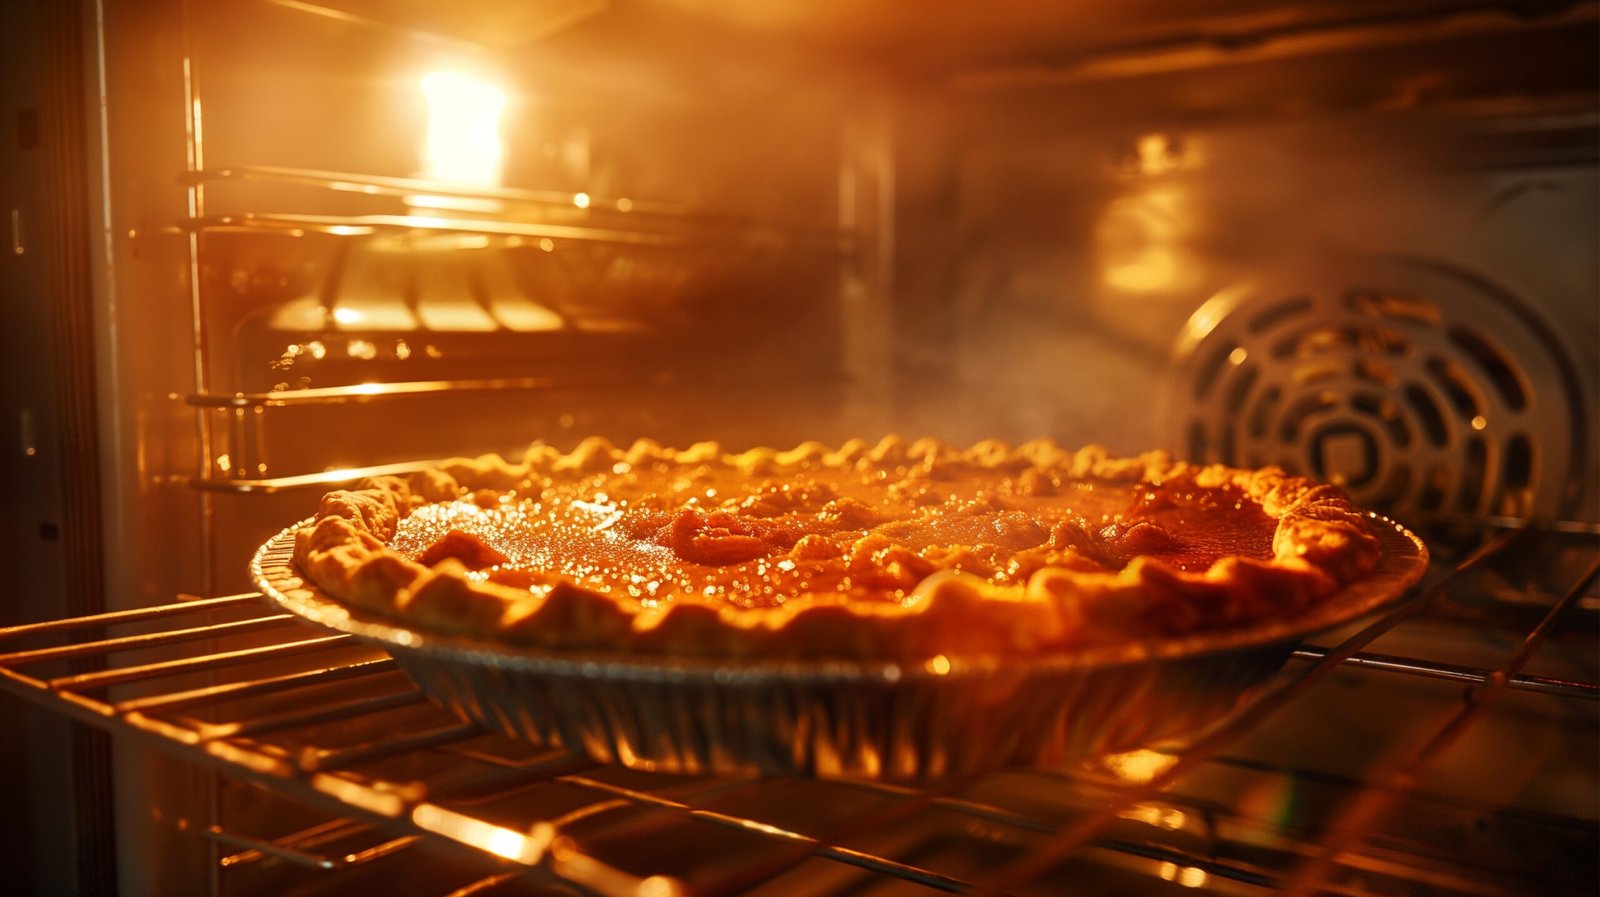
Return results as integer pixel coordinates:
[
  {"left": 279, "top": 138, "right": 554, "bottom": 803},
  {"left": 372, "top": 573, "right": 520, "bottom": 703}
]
[{"left": 3, "top": 522, "right": 1594, "bottom": 896}]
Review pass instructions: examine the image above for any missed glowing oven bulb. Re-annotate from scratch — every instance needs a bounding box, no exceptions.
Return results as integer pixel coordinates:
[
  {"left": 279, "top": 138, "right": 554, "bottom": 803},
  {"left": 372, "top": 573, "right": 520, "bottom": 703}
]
[{"left": 420, "top": 71, "right": 507, "bottom": 188}]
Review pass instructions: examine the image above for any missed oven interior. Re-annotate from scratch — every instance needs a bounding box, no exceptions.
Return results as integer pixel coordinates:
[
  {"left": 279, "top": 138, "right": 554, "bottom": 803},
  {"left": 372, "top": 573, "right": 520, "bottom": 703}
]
[{"left": 0, "top": 1, "right": 1596, "bottom": 895}]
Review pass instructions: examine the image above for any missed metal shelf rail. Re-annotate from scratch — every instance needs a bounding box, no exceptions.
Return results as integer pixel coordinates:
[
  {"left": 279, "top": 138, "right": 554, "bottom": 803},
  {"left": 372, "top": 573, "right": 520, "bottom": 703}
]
[
  {"left": 188, "top": 165, "right": 850, "bottom": 240},
  {"left": 2, "top": 526, "right": 1595, "bottom": 896},
  {"left": 184, "top": 167, "right": 856, "bottom": 251},
  {"left": 187, "top": 377, "right": 567, "bottom": 494}
]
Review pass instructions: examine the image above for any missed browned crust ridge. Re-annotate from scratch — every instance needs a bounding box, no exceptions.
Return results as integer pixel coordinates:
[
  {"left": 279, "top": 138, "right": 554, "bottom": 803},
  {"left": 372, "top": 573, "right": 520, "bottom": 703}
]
[{"left": 291, "top": 436, "right": 1395, "bottom": 660}]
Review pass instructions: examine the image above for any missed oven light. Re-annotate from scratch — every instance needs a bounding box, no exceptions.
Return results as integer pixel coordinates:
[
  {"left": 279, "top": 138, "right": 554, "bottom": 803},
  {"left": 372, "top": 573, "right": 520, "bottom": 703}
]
[
  {"left": 573, "top": 191, "right": 591, "bottom": 209},
  {"left": 419, "top": 70, "right": 507, "bottom": 188}
]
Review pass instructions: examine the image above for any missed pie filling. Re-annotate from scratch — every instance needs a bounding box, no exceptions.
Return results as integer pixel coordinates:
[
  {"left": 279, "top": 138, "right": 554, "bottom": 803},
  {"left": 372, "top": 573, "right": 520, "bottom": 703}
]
[
  {"left": 290, "top": 437, "right": 1400, "bottom": 659},
  {"left": 388, "top": 472, "right": 1279, "bottom": 612}
]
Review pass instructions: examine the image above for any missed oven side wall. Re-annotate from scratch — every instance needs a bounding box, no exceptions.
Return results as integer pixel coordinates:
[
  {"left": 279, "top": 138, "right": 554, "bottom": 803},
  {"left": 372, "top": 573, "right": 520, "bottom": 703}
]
[{"left": 85, "top": 0, "right": 217, "bottom": 893}]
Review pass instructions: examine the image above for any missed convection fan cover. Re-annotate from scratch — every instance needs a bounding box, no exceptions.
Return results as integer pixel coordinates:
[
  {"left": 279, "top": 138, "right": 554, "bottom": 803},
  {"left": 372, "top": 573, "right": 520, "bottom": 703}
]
[{"left": 1168, "top": 259, "right": 1588, "bottom": 521}]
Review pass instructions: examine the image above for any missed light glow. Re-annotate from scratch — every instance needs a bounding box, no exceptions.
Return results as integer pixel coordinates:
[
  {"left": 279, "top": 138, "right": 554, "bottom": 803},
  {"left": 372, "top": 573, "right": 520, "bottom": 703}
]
[
  {"left": 1158, "top": 862, "right": 1209, "bottom": 888},
  {"left": 1096, "top": 188, "right": 1191, "bottom": 294},
  {"left": 411, "top": 803, "right": 549, "bottom": 864},
  {"left": 330, "top": 300, "right": 419, "bottom": 332},
  {"left": 1105, "top": 248, "right": 1178, "bottom": 292},
  {"left": 637, "top": 876, "right": 682, "bottom": 897},
  {"left": 421, "top": 70, "right": 507, "bottom": 187},
  {"left": 1100, "top": 748, "right": 1177, "bottom": 784},
  {"left": 1117, "top": 803, "right": 1188, "bottom": 831}
]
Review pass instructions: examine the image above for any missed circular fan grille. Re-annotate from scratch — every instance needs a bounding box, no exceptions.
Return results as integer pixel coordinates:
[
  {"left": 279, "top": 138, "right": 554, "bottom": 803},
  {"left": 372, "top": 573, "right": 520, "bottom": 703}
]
[{"left": 1168, "top": 260, "right": 1587, "bottom": 520}]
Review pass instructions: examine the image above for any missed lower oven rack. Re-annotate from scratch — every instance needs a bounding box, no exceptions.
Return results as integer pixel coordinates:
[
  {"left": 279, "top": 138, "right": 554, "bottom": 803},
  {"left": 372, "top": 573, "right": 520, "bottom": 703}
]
[{"left": 1, "top": 525, "right": 1595, "bottom": 896}]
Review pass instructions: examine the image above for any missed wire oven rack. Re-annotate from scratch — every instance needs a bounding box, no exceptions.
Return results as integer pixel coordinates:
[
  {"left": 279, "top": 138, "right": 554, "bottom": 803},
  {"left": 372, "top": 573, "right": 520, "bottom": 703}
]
[{"left": 2, "top": 523, "right": 1595, "bottom": 896}]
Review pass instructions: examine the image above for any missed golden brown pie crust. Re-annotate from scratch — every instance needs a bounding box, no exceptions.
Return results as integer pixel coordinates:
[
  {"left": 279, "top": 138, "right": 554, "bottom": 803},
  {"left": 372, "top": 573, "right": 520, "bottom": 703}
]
[{"left": 291, "top": 436, "right": 1393, "bottom": 660}]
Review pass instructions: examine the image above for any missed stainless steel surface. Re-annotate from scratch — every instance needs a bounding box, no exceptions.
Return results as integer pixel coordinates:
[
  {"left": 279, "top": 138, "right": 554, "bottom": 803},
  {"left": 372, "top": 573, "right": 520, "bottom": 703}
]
[{"left": 1169, "top": 259, "right": 1593, "bottom": 520}]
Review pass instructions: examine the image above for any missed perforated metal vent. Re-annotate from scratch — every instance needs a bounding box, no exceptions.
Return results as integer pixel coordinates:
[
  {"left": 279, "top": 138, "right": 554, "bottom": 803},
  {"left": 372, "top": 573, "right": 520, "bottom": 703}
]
[{"left": 1168, "top": 260, "right": 1588, "bottom": 520}]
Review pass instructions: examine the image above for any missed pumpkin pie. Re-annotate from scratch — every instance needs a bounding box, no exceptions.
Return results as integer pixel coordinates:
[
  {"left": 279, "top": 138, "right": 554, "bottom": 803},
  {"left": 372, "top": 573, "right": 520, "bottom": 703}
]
[{"left": 291, "top": 436, "right": 1403, "bottom": 660}]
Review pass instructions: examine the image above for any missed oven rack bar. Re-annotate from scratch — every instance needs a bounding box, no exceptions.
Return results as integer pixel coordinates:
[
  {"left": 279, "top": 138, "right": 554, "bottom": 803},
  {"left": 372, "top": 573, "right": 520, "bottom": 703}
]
[
  {"left": 1288, "top": 645, "right": 1599, "bottom": 699},
  {"left": 752, "top": 527, "right": 1531, "bottom": 897},
  {"left": 182, "top": 205, "right": 853, "bottom": 254},
  {"left": 968, "top": 526, "right": 1597, "bottom": 897},
  {"left": 184, "top": 377, "right": 567, "bottom": 409},
  {"left": 204, "top": 817, "right": 422, "bottom": 871},
  {"left": 1278, "top": 554, "right": 1600, "bottom": 896},
  {"left": 188, "top": 165, "right": 844, "bottom": 239},
  {"left": 0, "top": 628, "right": 659, "bottom": 896},
  {"left": 1, "top": 530, "right": 1594, "bottom": 896},
  {"left": 184, "top": 212, "right": 689, "bottom": 248},
  {"left": 0, "top": 618, "right": 1217, "bottom": 896},
  {"left": 188, "top": 460, "right": 457, "bottom": 494}
]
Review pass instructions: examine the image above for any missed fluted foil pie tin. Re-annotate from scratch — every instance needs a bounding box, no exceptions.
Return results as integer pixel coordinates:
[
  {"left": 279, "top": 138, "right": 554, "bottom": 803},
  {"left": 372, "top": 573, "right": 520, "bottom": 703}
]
[{"left": 252, "top": 517, "right": 1427, "bottom": 780}]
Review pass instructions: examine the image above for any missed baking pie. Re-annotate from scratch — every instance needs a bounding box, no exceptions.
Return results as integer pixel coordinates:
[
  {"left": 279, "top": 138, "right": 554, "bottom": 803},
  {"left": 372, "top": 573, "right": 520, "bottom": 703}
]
[{"left": 291, "top": 436, "right": 1401, "bottom": 660}]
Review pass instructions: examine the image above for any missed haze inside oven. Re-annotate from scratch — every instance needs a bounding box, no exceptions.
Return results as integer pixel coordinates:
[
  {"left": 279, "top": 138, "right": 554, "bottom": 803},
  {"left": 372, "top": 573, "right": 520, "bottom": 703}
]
[
  {"left": 197, "top": 3, "right": 1597, "bottom": 493},
  {"left": 890, "top": 103, "right": 1598, "bottom": 467},
  {"left": 199, "top": 19, "right": 857, "bottom": 475}
]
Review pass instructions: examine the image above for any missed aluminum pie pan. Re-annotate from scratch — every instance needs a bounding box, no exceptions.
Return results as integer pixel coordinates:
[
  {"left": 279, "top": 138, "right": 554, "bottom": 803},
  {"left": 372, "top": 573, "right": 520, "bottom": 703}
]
[{"left": 252, "top": 515, "right": 1427, "bottom": 780}]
